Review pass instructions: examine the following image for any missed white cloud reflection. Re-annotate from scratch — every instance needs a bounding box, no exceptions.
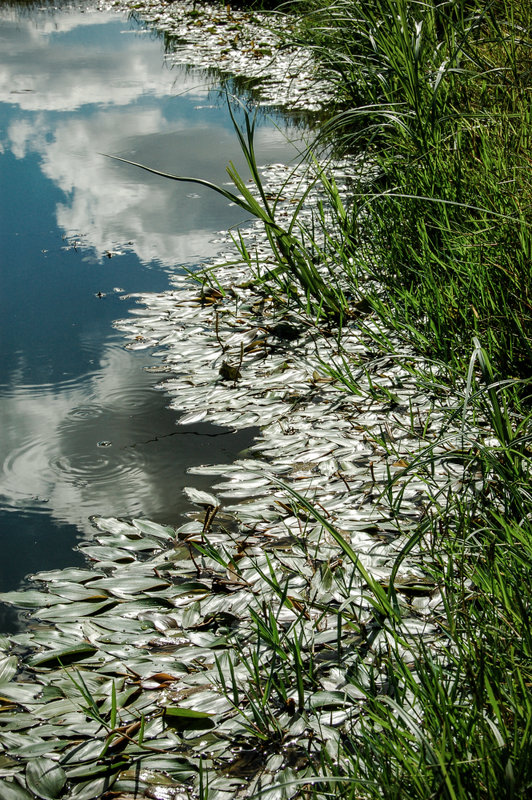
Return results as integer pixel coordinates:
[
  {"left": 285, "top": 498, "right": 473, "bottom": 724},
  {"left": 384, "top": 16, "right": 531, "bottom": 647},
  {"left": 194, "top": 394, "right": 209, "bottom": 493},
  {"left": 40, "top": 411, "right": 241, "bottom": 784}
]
[
  {"left": 0, "top": 4, "right": 291, "bottom": 543},
  {"left": 0, "top": 6, "right": 299, "bottom": 268},
  {"left": 0, "top": 343, "right": 204, "bottom": 535},
  {"left": 0, "top": 8, "right": 206, "bottom": 112}
]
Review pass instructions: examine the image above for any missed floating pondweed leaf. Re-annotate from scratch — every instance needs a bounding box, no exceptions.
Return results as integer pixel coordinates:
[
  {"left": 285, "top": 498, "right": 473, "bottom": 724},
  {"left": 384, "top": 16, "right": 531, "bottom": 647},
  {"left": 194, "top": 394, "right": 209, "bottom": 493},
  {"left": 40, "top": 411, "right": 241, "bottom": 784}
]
[
  {"left": 86, "top": 576, "right": 170, "bottom": 597},
  {"left": 308, "top": 690, "right": 350, "bottom": 710},
  {"left": 131, "top": 519, "right": 176, "bottom": 540},
  {"left": 33, "top": 599, "right": 116, "bottom": 621},
  {"left": 0, "top": 780, "right": 33, "bottom": 800},
  {"left": 45, "top": 585, "right": 109, "bottom": 603},
  {"left": 28, "top": 643, "right": 97, "bottom": 668},
  {"left": 25, "top": 758, "right": 67, "bottom": 800},
  {"left": 0, "top": 590, "right": 62, "bottom": 609},
  {"left": 179, "top": 409, "right": 209, "bottom": 425},
  {"left": 0, "top": 656, "right": 17, "bottom": 683},
  {"left": 163, "top": 706, "right": 215, "bottom": 731},
  {"left": 77, "top": 545, "right": 136, "bottom": 564},
  {"left": 63, "top": 776, "right": 115, "bottom": 800},
  {"left": 0, "top": 683, "right": 44, "bottom": 705},
  {"left": 184, "top": 487, "right": 220, "bottom": 508},
  {"left": 29, "top": 568, "right": 105, "bottom": 584}
]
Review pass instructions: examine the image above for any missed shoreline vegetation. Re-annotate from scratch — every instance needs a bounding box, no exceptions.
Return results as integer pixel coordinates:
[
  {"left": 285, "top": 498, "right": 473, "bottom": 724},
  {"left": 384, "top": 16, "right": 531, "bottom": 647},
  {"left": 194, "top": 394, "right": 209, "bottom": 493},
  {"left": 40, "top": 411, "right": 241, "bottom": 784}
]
[{"left": 1, "top": 1, "right": 531, "bottom": 799}]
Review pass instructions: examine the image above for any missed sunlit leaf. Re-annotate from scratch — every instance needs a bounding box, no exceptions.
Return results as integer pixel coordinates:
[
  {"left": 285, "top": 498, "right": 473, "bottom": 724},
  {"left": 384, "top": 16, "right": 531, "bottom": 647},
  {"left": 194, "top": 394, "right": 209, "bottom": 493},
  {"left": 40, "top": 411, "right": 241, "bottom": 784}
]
[
  {"left": 0, "top": 682, "right": 43, "bottom": 705},
  {"left": 0, "top": 655, "right": 17, "bottom": 683},
  {"left": 309, "top": 690, "right": 350, "bottom": 709},
  {"left": 65, "top": 775, "right": 116, "bottom": 800},
  {"left": 0, "top": 591, "right": 57, "bottom": 609},
  {"left": 183, "top": 487, "right": 220, "bottom": 507},
  {"left": 164, "top": 706, "right": 215, "bottom": 731},
  {"left": 86, "top": 576, "right": 169, "bottom": 597},
  {"left": 29, "top": 644, "right": 97, "bottom": 668},
  {"left": 33, "top": 600, "right": 115, "bottom": 621},
  {"left": 0, "top": 753, "right": 24, "bottom": 777},
  {"left": 131, "top": 519, "right": 176, "bottom": 540}
]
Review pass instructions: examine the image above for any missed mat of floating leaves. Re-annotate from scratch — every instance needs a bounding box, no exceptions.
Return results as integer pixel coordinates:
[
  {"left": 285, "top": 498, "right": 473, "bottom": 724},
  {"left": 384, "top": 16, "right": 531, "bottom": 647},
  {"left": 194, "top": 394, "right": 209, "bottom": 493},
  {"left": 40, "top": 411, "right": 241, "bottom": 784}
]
[
  {"left": 0, "top": 161, "right": 460, "bottom": 800},
  {"left": 100, "top": 0, "right": 336, "bottom": 112},
  {"left": 0, "top": 4, "right": 475, "bottom": 799}
]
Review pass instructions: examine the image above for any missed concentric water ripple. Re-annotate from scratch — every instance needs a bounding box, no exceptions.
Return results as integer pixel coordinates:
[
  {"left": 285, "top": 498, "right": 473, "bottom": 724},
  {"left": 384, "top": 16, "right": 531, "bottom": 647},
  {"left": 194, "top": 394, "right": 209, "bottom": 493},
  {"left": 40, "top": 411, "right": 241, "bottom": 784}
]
[{"left": 0, "top": 355, "right": 255, "bottom": 525}]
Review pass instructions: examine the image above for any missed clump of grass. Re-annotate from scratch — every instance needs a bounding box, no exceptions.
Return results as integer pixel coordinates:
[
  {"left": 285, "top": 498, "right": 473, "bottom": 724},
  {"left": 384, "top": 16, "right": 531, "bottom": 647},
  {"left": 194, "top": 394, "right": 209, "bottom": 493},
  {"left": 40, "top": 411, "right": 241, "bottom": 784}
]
[
  {"left": 328, "top": 342, "right": 532, "bottom": 798},
  {"left": 107, "top": 3, "right": 532, "bottom": 796},
  {"left": 291, "top": 0, "right": 532, "bottom": 394},
  {"left": 105, "top": 101, "right": 350, "bottom": 323},
  {"left": 204, "top": 341, "right": 532, "bottom": 799}
]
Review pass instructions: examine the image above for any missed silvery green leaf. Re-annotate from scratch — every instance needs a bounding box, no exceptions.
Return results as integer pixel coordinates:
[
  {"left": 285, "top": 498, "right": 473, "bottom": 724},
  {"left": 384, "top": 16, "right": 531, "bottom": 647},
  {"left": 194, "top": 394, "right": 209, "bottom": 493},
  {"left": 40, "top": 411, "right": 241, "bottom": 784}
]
[
  {"left": 33, "top": 600, "right": 115, "bottom": 621},
  {"left": 0, "top": 682, "right": 43, "bottom": 705},
  {"left": 28, "top": 643, "right": 97, "bottom": 667},
  {"left": 25, "top": 759, "right": 66, "bottom": 800},
  {"left": 184, "top": 487, "right": 220, "bottom": 507},
  {"left": 131, "top": 519, "right": 175, "bottom": 539},
  {"left": 63, "top": 776, "right": 115, "bottom": 800},
  {"left": 0, "top": 780, "right": 33, "bottom": 800},
  {"left": 10, "top": 742, "right": 65, "bottom": 759},
  {"left": 309, "top": 690, "right": 350, "bottom": 709},
  {"left": 179, "top": 409, "right": 208, "bottom": 424},
  {"left": 0, "top": 655, "right": 17, "bottom": 683},
  {"left": 77, "top": 545, "right": 135, "bottom": 564},
  {"left": 86, "top": 576, "right": 169, "bottom": 597},
  {"left": 0, "top": 591, "right": 58, "bottom": 609}
]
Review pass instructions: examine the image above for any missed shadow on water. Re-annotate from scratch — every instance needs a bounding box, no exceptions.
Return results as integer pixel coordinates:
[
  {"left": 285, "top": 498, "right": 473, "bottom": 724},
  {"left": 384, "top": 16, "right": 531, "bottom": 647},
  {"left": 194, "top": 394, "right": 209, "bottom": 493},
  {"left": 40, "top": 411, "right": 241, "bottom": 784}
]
[{"left": 0, "top": 0, "right": 302, "bottom": 628}]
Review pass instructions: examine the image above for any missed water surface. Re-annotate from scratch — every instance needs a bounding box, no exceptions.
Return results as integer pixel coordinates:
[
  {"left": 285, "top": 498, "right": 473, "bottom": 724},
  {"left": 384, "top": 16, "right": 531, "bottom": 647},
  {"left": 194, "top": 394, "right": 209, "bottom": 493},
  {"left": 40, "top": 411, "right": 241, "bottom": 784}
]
[{"left": 0, "top": 1, "right": 299, "bottom": 618}]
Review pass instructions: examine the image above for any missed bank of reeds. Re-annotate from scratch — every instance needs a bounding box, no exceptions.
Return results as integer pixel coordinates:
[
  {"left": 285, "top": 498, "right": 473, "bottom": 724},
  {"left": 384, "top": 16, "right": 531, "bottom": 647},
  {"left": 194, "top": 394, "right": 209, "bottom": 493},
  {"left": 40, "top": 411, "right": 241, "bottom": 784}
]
[
  {"left": 105, "top": 1, "right": 532, "bottom": 796},
  {"left": 221, "top": 1, "right": 532, "bottom": 796}
]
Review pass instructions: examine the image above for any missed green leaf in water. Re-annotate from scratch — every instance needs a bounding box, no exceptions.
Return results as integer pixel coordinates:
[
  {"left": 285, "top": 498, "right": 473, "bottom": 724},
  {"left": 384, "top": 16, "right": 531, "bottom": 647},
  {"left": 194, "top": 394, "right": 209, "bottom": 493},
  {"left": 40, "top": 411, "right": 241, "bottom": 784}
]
[
  {"left": 25, "top": 758, "right": 67, "bottom": 800},
  {"left": 0, "top": 655, "right": 17, "bottom": 683},
  {"left": 0, "top": 591, "right": 56, "bottom": 609},
  {"left": 29, "top": 644, "right": 97, "bottom": 667},
  {"left": 0, "top": 780, "right": 33, "bottom": 800},
  {"left": 0, "top": 682, "right": 43, "bottom": 705},
  {"left": 164, "top": 706, "right": 215, "bottom": 731},
  {"left": 64, "top": 775, "right": 116, "bottom": 800}
]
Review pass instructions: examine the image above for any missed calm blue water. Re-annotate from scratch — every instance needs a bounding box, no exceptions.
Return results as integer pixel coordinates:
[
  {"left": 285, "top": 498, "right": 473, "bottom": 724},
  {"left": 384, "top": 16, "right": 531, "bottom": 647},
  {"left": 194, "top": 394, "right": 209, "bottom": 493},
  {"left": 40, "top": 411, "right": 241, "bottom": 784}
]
[{"left": 0, "top": 1, "right": 299, "bottom": 623}]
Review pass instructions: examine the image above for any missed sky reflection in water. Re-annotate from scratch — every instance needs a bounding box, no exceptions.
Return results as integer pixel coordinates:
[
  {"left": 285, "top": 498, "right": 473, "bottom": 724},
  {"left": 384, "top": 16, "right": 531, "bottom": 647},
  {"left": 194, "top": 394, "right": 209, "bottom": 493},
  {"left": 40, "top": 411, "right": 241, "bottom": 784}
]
[{"left": 0, "top": 3, "right": 300, "bottom": 608}]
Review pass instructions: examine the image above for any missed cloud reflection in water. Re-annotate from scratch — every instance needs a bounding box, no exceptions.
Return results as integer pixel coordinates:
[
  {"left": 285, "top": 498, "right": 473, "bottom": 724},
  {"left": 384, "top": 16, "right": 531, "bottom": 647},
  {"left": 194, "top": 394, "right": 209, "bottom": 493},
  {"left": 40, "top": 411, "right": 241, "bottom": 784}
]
[{"left": 1, "top": 5, "right": 299, "bottom": 594}]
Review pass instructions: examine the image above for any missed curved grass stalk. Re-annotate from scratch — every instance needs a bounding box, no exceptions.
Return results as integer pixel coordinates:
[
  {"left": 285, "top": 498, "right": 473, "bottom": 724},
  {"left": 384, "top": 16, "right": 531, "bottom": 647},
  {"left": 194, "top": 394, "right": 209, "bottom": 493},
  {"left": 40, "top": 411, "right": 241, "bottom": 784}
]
[{"left": 103, "top": 102, "right": 348, "bottom": 320}]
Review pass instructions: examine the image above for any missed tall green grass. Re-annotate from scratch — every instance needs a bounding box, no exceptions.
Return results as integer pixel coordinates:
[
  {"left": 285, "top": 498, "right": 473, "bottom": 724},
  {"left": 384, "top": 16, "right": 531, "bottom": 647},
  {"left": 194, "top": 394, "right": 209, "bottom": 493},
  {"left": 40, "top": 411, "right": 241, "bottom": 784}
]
[
  {"left": 200, "top": 1, "right": 532, "bottom": 796},
  {"left": 114, "top": 2, "right": 532, "bottom": 796},
  {"left": 290, "top": 0, "right": 532, "bottom": 391}
]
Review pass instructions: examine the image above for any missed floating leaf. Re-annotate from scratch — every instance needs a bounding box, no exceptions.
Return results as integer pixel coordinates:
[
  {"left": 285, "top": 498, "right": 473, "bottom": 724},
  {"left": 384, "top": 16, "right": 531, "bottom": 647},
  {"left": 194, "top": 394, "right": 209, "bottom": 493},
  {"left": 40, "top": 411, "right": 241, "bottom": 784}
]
[
  {"left": 28, "top": 643, "right": 97, "bottom": 667},
  {"left": 86, "top": 576, "right": 169, "bottom": 597},
  {"left": 29, "top": 569, "right": 104, "bottom": 584},
  {"left": 0, "top": 780, "right": 33, "bottom": 800},
  {"left": 0, "top": 591, "right": 57, "bottom": 609},
  {"left": 164, "top": 706, "right": 215, "bottom": 731},
  {"left": 131, "top": 519, "right": 175, "bottom": 540},
  {"left": 26, "top": 758, "right": 66, "bottom": 800},
  {"left": 33, "top": 600, "right": 115, "bottom": 621},
  {"left": 183, "top": 487, "right": 220, "bottom": 507},
  {"left": 0, "top": 655, "right": 17, "bottom": 683},
  {"left": 309, "top": 690, "right": 350, "bottom": 709},
  {"left": 65, "top": 775, "right": 116, "bottom": 800},
  {"left": 0, "top": 682, "right": 43, "bottom": 705}
]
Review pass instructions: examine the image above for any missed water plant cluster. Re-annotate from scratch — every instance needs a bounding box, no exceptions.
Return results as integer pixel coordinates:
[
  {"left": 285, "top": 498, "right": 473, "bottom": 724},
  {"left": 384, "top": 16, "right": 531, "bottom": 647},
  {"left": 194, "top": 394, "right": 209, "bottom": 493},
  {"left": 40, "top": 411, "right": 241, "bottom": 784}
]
[{"left": 1, "top": 0, "right": 532, "bottom": 798}]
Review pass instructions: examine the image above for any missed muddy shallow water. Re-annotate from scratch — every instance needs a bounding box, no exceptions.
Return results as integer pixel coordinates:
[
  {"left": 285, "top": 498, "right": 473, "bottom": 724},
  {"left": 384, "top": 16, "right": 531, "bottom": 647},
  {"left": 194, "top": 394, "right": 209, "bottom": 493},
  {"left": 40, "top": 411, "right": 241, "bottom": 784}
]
[{"left": 0, "top": 0, "right": 301, "bottom": 614}]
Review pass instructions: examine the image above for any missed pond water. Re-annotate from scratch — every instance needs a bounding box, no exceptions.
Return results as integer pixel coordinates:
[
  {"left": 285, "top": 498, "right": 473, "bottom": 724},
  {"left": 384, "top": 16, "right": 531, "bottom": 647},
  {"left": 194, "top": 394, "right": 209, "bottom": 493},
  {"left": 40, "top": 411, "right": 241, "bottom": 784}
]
[{"left": 0, "top": 0, "right": 300, "bottom": 625}]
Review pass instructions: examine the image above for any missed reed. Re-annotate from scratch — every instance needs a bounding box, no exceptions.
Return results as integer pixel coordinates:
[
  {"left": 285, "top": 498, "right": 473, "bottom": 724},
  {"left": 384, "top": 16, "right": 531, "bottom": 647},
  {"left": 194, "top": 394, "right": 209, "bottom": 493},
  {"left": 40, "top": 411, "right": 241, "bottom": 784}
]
[{"left": 294, "top": 0, "right": 532, "bottom": 393}]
